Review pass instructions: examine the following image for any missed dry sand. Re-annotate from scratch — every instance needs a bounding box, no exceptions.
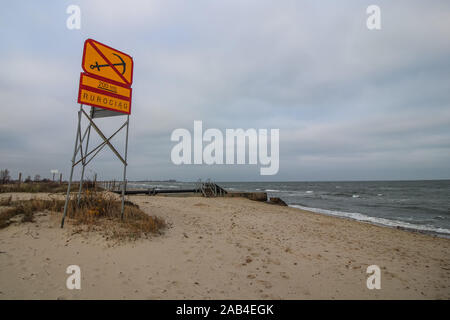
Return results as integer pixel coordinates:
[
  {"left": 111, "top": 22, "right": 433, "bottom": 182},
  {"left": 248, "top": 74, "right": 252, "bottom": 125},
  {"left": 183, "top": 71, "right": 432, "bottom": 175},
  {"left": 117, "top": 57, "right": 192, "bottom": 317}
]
[{"left": 0, "top": 192, "right": 449, "bottom": 299}]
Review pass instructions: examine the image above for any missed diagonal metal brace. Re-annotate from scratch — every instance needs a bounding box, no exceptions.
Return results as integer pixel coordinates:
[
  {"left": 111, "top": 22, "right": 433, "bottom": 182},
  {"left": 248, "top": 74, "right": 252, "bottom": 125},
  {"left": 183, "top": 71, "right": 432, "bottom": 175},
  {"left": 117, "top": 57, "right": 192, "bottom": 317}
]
[
  {"left": 77, "top": 121, "right": 85, "bottom": 164},
  {"left": 74, "top": 120, "right": 128, "bottom": 167},
  {"left": 79, "top": 109, "right": 128, "bottom": 166},
  {"left": 74, "top": 122, "right": 90, "bottom": 159}
]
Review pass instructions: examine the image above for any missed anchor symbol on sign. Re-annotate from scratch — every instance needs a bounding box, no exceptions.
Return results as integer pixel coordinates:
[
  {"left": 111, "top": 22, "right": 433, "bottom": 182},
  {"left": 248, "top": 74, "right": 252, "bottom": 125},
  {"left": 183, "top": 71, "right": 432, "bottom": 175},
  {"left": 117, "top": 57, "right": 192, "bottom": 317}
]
[{"left": 90, "top": 53, "right": 126, "bottom": 75}]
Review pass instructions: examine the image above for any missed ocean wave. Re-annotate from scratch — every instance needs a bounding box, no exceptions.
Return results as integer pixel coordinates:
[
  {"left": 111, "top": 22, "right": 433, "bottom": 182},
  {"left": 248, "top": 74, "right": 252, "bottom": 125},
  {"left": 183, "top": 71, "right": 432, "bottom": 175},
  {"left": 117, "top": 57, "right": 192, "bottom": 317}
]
[
  {"left": 330, "top": 193, "right": 363, "bottom": 198},
  {"left": 289, "top": 205, "right": 450, "bottom": 236},
  {"left": 265, "top": 189, "right": 280, "bottom": 192}
]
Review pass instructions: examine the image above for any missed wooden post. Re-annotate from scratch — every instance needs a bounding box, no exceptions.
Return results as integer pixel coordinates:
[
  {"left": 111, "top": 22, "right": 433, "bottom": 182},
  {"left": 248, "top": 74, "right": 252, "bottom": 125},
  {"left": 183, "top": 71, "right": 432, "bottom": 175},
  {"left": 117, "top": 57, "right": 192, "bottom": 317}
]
[
  {"left": 59, "top": 173, "right": 63, "bottom": 185},
  {"left": 18, "top": 172, "right": 22, "bottom": 186},
  {"left": 94, "top": 173, "right": 97, "bottom": 190}
]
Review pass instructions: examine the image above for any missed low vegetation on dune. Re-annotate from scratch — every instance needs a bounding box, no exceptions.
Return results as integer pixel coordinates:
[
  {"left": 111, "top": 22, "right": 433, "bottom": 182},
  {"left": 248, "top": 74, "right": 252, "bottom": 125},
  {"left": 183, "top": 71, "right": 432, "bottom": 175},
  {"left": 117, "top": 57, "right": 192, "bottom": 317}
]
[
  {"left": 0, "top": 191, "right": 166, "bottom": 241},
  {"left": 0, "top": 181, "right": 98, "bottom": 193},
  {"left": 0, "top": 196, "right": 63, "bottom": 228},
  {"left": 67, "top": 190, "right": 166, "bottom": 240}
]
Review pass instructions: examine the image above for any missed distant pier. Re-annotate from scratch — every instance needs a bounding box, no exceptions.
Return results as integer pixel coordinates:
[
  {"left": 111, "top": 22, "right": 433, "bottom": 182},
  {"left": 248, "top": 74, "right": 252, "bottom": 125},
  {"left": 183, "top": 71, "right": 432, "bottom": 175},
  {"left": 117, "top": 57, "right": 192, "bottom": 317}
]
[{"left": 102, "top": 180, "right": 268, "bottom": 201}]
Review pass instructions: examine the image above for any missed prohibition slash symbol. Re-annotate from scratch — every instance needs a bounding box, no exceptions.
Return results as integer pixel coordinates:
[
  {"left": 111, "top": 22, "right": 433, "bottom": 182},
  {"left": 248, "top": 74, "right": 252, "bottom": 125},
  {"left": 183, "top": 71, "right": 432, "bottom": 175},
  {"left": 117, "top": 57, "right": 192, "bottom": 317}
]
[
  {"left": 90, "top": 53, "right": 126, "bottom": 75},
  {"left": 82, "top": 38, "right": 133, "bottom": 86}
]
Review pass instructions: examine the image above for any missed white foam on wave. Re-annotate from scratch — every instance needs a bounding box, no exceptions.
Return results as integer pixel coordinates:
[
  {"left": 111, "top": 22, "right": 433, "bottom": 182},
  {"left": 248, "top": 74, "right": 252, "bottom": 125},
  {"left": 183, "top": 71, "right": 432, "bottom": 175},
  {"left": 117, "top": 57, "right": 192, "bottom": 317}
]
[
  {"left": 289, "top": 205, "right": 450, "bottom": 236},
  {"left": 352, "top": 194, "right": 360, "bottom": 198},
  {"left": 265, "top": 189, "right": 280, "bottom": 192},
  {"left": 305, "top": 190, "right": 314, "bottom": 194}
]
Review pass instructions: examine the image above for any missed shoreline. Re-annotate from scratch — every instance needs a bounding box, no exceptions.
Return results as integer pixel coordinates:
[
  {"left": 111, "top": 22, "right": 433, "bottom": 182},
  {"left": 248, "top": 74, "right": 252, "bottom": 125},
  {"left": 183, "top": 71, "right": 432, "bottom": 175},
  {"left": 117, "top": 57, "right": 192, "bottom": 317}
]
[
  {"left": 288, "top": 204, "right": 450, "bottom": 239},
  {"left": 125, "top": 180, "right": 450, "bottom": 239}
]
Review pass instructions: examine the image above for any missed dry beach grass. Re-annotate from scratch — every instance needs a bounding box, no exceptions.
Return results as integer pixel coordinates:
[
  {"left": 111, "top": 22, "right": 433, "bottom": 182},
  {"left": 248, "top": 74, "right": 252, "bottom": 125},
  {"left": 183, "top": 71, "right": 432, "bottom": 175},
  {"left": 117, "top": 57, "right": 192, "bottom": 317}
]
[
  {"left": 0, "top": 181, "right": 95, "bottom": 194},
  {"left": 0, "top": 191, "right": 165, "bottom": 240}
]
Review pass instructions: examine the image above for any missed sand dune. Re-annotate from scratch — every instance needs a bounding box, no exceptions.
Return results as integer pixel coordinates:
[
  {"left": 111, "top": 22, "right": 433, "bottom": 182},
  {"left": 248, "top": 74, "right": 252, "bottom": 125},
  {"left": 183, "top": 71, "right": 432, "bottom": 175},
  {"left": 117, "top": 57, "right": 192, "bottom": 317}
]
[{"left": 0, "top": 192, "right": 449, "bottom": 299}]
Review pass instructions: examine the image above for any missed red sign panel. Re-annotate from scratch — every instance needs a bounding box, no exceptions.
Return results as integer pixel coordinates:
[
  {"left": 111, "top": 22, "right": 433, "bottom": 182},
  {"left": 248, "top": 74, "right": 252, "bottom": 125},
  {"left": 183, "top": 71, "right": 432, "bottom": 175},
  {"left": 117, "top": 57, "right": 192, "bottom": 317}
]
[{"left": 77, "top": 73, "right": 132, "bottom": 115}]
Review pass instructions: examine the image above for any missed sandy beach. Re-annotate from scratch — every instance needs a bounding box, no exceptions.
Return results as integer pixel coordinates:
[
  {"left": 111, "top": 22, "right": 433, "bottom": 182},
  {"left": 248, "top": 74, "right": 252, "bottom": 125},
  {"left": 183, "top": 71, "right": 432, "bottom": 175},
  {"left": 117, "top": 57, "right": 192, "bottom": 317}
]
[{"left": 0, "top": 192, "right": 449, "bottom": 300}]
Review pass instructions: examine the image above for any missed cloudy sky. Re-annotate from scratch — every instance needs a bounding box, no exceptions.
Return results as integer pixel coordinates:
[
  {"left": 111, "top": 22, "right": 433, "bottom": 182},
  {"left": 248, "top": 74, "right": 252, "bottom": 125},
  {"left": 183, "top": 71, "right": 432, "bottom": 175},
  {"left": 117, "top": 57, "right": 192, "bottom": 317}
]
[{"left": 1, "top": 1, "right": 450, "bottom": 182}]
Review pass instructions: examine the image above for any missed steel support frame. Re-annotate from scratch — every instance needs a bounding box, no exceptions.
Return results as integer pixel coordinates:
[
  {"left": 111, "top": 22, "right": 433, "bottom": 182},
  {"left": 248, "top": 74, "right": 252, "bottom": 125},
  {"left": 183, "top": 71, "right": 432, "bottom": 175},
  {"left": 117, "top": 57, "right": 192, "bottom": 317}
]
[{"left": 61, "top": 105, "right": 129, "bottom": 228}]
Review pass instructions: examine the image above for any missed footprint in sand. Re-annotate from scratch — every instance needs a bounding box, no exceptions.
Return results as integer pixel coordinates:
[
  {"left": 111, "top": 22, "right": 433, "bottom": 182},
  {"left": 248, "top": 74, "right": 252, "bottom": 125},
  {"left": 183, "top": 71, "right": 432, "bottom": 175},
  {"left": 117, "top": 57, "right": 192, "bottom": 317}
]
[{"left": 257, "top": 280, "right": 273, "bottom": 289}]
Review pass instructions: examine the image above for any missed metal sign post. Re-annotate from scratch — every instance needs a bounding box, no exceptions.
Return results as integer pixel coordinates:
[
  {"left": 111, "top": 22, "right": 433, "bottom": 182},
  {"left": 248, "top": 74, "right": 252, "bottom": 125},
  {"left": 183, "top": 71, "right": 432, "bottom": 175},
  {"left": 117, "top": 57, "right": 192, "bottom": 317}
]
[
  {"left": 77, "top": 123, "right": 91, "bottom": 205},
  {"left": 121, "top": 114, "right": 130, "bottom": 220},
  {"left": 62, "top": 38, "right": 133, "bottom": 228}
]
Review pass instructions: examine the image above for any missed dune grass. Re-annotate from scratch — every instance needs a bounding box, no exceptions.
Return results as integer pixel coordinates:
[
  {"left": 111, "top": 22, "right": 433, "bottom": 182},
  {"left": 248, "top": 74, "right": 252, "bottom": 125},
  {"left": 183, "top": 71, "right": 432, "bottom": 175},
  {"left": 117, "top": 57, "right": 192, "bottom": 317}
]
[
  {"left": 0, "top": 196, "right": 63, "bottom": 228},
  {"left": 0, "top": 181, "right": 100, "bottom": 194},
  {"left": 0, "top": 191, "right": 166, "bottom": 240}
]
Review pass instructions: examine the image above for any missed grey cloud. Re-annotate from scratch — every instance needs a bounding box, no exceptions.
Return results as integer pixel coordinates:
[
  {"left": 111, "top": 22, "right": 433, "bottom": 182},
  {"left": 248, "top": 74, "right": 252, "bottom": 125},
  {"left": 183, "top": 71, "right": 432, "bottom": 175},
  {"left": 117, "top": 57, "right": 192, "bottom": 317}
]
[{"left": 0, "top": 1, "right": 449, "bottom": 181}]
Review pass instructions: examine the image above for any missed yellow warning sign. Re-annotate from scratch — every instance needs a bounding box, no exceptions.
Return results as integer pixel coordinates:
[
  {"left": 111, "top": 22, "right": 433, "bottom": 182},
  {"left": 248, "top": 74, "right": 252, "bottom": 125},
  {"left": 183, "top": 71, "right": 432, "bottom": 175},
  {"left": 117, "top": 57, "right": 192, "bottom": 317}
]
[
  {"left": 78, "top": 89, "right": 131, "bottom": 114},
  {"left": 82, "top": 39, "right": 134, "bottom": 86},
  {"left": 78, "top": 72, "right": 132, "bottom": 114},
  {"left": 80, "top": 73, "right": 131, "bottom": 98}
]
